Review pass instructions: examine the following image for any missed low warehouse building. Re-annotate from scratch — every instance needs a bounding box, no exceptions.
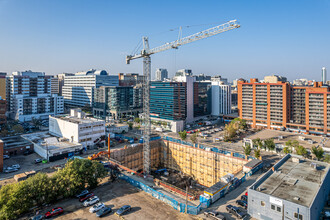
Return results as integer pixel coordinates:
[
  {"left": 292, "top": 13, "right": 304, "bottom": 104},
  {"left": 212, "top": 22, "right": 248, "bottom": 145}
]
[
  {"left": 22, "top": 132, "right": 83, "bottom": 162},
  {"left": 0, "top": 135, "right": 34, "bottom": 156},
  {"left": 248, "top": 154, "right": 330, "bottom": 220}
]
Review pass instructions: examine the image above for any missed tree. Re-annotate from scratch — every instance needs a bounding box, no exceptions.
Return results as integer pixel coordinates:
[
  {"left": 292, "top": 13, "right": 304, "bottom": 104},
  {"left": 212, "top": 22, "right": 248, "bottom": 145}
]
[
  {"left": 82, "top": 103, "right": 92, "bottom": 114},
  {"left": 127, "top": 122, "right": 133, "bottom": 130},
  {"left": 12, "top": 124, "right": 24, "bottom": 134},
  {"left": 134, "top": 118, "right": 140, "bottom": 124},
  {"left": 324, "top": 154, "right": 330, "bottom": 163},
  {"left": 31, "top": 117, "right": 42, "bottom": 130},
  {"left": 283, "top": 146, "right": 292, "bottom": 154},
  {"left": 178, "top": 130, "right": 187, "bottom": 141},
  {"left": 0, "top": 129, "right": 8, "bottom": 137},
  {"left": 295, "top": 145, "right": 308, "bottom": 157},
  {"left": 254, "top": 148, "right": 261, "bottom": 158},
  {"left": 224, "top": 123, "right": 236, "bottom": 141},
  {"left": 311, "top": 146, "right": 324, "bottom": 161},
  {"left": 190, "top": 133, "right": 198, "bottom": 144},
  {"left": 242, "top": 144, "right": 252, "bottom": 156},
  {"left": 264, "top": 139, "right": 275, "bottom": 151},
  {"left": 252, "top": 138, "right": 262, "bottom": 149}
]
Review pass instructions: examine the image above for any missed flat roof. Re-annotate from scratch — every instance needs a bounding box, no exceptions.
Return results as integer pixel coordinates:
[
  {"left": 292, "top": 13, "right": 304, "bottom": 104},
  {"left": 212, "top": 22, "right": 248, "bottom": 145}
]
[
  {"left": 0, "top": 135, "right": 33, "bottom": 149},
  {"left": 51, "top": 115, "right": 105, "bottom": 125},
  {"left": 22, "top": 132, "right": 81, "bottom": 151},
  {"left": 255, "top": 155, "right": 329, "bottom": 207},
  {"left": 244, "top": 159, "right": 262, "bottom": 168},
  {"left": 204, "top": 181, "right": 227, "bottom": 196}
]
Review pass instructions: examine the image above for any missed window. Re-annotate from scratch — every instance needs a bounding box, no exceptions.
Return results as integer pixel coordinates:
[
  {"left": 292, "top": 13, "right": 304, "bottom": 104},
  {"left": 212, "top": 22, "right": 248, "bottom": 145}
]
[
  {"left": 277, "top": 206, "right": 281, "bottom": 212},
  {"left": 294, "top": 213, "right": 303, "bottom": 220},
  {"left": 271, "top": 204, "right": 275, "bottom": 210},
  {"left": 261, "top": 201, "right": 265, "bottom": 207}
]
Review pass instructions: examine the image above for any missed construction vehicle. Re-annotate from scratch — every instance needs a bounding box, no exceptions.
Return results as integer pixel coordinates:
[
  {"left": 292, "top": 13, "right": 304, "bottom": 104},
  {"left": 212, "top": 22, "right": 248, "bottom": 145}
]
[
  {"left": 126, "top": 20, "right": 240, "bottom": 174},
  {"left": 88, "top": 134, "right": 111, "bottom": 160}
]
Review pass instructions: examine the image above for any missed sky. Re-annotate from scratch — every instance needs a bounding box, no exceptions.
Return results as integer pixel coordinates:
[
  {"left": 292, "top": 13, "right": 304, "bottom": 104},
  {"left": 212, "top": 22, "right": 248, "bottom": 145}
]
[{"left": 0, "top": 0, "right": 329, "bottom": 81}]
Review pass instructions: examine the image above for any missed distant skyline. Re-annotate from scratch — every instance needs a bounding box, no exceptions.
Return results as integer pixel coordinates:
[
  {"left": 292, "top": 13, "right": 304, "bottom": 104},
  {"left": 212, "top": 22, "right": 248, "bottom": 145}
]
[{"left": 0, "top": 0, "right": 329, "bottom": 81}]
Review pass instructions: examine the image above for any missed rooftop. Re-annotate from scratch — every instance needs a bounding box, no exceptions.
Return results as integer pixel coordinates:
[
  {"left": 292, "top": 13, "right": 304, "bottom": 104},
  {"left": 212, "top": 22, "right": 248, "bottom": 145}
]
[
  {"left": 0, "top": 135, "right": 33, "bottom": 149},
  {"left": 51, "top": 115, "right": 105, "bottom": 125},
  {"left": 22, "top": 132, "right": 81, "bottom": 151},
  {"left": 254, "top": 155, "right": 329, "bottom": 207}
]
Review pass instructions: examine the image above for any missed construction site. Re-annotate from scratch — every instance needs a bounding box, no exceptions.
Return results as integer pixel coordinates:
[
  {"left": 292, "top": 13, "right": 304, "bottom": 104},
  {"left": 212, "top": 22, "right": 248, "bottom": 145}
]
[{"left": 97, "top": 135, "right": 255, "bottom": 201}]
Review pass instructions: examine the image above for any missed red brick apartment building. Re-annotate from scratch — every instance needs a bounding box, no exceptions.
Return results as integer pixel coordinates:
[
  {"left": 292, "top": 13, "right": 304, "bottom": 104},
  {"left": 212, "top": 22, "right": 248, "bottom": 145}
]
[{"left": 238, "top": 78, "right": 330, "bottom": 135}]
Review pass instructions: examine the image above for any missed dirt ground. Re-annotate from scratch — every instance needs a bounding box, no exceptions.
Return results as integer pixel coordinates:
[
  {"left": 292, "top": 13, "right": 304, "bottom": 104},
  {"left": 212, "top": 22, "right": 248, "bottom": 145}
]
[{"left": 23, "top": 179, "right": 197, "bottom": 220}]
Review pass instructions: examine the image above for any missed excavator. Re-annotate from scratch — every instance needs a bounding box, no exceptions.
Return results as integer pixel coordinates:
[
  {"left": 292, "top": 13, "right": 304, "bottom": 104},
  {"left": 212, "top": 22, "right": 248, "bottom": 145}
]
[{"left": 88, "top": 134, "right": 111, "bottom": 160}]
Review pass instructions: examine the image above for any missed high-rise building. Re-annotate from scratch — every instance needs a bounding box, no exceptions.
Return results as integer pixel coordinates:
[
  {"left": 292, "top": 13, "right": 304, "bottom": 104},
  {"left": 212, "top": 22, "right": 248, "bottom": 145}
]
[
  {"left": 322, "top": 67, "right": 327, "bottom": 84},
  {"left": 195, "top": 74, "right": 211, "bottom": 81},
  {"left": 62, "top": 70, "right": 118, "bottom": 108},
  {"left": 118, "top": 73, "right": 145, "bottom": 86},
  {"left": 6, "top": 71, "right": 64, "bottom": 121},
  {"left": 0, "top": 98, "right": 6, "bottom": 126},
  {"left": 150, "top": 81, "right": 187, "bottom": 121},
  {"left": 194, "top": 82, "right": 212, "bottom": 117},
  {"left": 55, "top": 73, "right": 74, "bottom": 96},
  {"left": 0, "top": 72, "right": 6, "bottom": 100},
  {"left": 211, "top": 82, "right": 232, "bottom": 115},
  {"left": 238, "top": 77, "right": 330, "bottom": 135},
  {"left": 175, "top": 69, "right": 192, "bottom": 77},
  {"left": 50, "top": 77, "right": 59, "bottom": 95},
  {"left": 93, "top": 86, "right": 143, "bottom": 120},
  {"left": 155, "top": 68, "right": 168, "bottom": 81}
]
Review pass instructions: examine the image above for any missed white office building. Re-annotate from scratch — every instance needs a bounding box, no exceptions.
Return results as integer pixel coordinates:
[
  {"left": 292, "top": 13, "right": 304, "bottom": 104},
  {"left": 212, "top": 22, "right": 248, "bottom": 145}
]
[
  {"left": 211, "top": 81, "right": 231, "bottom": 115},
  {"left": 155, "top": 68, "right": 168, "bottom": 81},
  {"left": 62, "top": 69, "right": 119, "bottom": 108},
  {"left": 322, "top": 67, "right": 327, "bottom": 84},
  {"left": 6, "top": 71, "right": 64, "bottom": 121},
  {"left": 49, "top": 109, "right": 105, "bottom": 148}
]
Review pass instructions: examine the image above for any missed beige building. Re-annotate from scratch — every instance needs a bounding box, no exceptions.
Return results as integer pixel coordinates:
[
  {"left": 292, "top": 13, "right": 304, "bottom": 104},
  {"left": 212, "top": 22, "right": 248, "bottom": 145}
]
[{"left": 263, "top": 75, "right": 287, "bottom": 83}]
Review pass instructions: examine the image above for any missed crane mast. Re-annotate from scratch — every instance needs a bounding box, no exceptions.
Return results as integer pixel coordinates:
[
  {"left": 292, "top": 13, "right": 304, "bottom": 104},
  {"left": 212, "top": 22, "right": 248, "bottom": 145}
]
[{"left": 126, "top": 20, "right": 240, "bottom": 175}]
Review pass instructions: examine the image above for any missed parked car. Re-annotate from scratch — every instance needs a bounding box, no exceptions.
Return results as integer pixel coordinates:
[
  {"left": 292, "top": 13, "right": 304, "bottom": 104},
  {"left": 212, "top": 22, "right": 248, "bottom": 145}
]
[
  {"left": 79, "top": 193, "right": 95, "bottom": 202},
  {"left": 236, "top": 200, "right": 247, "bottom": 209},
  {"left": 96, "top": 206, "right": 112, "bottom": 217},
  {"left": 3, "top": 155, "right": 10, "bottom": 159},
  {"left": 44, "top": 207, "right": 63, "bottom": 218},
  {"left": 116, "top": 205, "right": 131, "bottom": 216},
  {"left": 90, "top": 203, "right": 105, "bottom": 213},
  {"left": 11, "top": 164, "right": 20, "bottom": 169},
  {"left": 226, "top": 205, "right": 246, "bottom": 219},
  {"left": 30, "top": 214, "right": 44, "bottom": 220},
  {"left": 76, "top": 189, "right": 89, "bottom": 198},
  {"left": 35, "top": 159, "right": 42, "bottom": 164},
  {"left": 83, "top": 196, "right": 100, "bottom": 207},
  {"left": 204, "top": 210, "right": 226, "bottom": 220},
  {"left": 4, "top": 167, "right": 18, "bottom": 173},
  {"left": 241, "top": 195, "right": 247, "bottom": 202}
]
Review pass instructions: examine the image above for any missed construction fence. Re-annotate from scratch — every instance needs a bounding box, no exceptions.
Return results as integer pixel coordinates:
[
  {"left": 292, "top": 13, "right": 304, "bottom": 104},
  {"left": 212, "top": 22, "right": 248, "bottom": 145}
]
[{"left": 119, "top": 174, "right": 201, "bottom": 215}]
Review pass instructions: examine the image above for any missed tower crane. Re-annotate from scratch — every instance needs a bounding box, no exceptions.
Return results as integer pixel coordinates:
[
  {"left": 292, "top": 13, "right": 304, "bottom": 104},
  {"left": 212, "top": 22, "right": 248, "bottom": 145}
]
[{"left": 126, "top": 20, "right": 240, "bottom": 175}]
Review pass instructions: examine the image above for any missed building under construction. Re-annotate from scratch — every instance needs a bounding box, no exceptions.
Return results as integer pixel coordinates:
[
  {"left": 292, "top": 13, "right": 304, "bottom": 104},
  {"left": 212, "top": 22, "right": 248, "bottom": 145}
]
[{"left": 110, "top": 136, "right": 251, "bottom": 188}]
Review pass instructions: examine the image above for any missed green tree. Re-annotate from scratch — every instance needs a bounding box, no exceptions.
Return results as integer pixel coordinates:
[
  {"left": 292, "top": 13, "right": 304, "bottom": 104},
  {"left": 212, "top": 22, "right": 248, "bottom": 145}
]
[
  {"left": 264, "top": 139, "right": 275, "bottom": 151},
  {"left": 295, "top": 145, "right": 308, "bottom": 157},
  {"left": 324, "top": 154, "right": 330, "bottom": 163},
  {"left": 224, "top": 123, "right": 237, "bottom": 141},
  {"left": 127, "top": 122, "right": 133, "bottom": 130},
  {"left": 31, "top": 118, "right": 42, "bottom": 130},
  {"left": 242, "top": 144, "right": 252, "bottom": 156},
  {"left": 254, "top": 148, "right": 261, "bottom": 158},
  {"left": 0, "top": 129, "right": 8, "bottom": 136},
  {"left": 178, "top": 130, "right": 187, "bottom": 141},
  {"left": 252, "top": 138, "right": 262, "bottom": 148},
  {"left": 311, "top": 146, "right": 324, "bottom": 161},
  {"left": 134, "top": 118, "right": 140, "bottom": 124},
  {"left": 12, "top": 124, "right": 24, "bottom": 134},
  {"left": 190, "top": 133, "right": 198, "bottom": 144},
  {"left": 283, "top": 146, "right": 292, "bottom": 154}
]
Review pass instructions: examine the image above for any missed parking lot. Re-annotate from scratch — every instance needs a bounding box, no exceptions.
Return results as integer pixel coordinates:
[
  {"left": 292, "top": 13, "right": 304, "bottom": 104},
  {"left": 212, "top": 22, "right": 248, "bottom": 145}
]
[{"left": 21, "top": 179, "right": 197, "bottom": 220}]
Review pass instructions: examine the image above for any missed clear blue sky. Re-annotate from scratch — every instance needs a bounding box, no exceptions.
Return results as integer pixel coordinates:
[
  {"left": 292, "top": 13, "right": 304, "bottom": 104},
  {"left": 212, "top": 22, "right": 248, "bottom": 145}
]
[{"left": 0, "top": 0, "right": 329, "bottom": 81}]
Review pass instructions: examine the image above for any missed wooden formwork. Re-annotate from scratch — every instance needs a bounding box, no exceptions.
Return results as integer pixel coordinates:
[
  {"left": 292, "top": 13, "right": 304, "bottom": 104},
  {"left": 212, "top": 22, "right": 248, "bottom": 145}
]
[{"left": 162, "top": 140, "right": 248, "bottom": 187}]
